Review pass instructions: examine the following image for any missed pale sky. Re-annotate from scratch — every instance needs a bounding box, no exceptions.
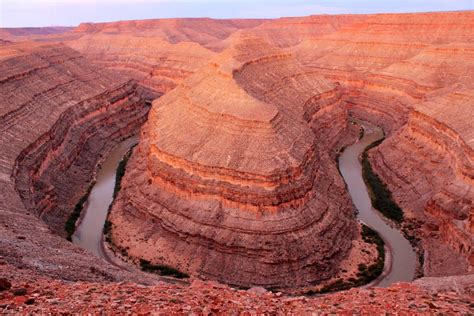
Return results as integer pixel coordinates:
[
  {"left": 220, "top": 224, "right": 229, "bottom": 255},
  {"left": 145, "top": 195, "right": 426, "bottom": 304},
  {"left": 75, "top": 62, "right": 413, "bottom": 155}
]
[{"left": 1, "top": 0, "right": 473, "bottom": 27}]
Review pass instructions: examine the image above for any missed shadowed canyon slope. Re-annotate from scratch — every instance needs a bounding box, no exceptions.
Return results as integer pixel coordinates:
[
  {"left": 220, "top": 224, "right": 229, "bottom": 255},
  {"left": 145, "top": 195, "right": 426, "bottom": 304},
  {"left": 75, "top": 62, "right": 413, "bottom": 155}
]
[{"left": 0, "top": 11, "right": 473, "bottom": 312}]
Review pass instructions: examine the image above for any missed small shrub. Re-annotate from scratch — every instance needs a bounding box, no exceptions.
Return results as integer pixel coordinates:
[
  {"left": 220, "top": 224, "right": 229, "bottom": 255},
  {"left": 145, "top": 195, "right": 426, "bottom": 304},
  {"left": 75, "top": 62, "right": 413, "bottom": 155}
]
[
  {"left": 113, "top": 145, "right": 135, "bottom": 199},
  {"left": 65, "top": 183, "right": 94, "bottom": 241},
  {"left": 305, "top": 289, "right": 317, "bottom": 296},
  {"left": 362, "top": 140, "right": 404, "bottom": 223},
  {"left": 139, "top": 259, "right": 189, "bottom": 279},
  {"left": 311, "top": 224, "right": 386, "bottom": 295},
  {"left": 358, "top": 263, "right": 367, "bottom": 271},
  {"left": 104, "top": 144, "right": 136, "bottom": 238}
]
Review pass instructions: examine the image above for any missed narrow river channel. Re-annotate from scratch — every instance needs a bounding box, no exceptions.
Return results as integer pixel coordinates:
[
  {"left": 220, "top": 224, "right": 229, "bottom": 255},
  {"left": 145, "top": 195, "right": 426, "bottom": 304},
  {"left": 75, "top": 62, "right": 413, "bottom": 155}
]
[
  {"left": 72, "top": 137, "right": 138, "bottom": 257},
  {"left": 338, "top": 119, "right": 416, "bottom": 287}
]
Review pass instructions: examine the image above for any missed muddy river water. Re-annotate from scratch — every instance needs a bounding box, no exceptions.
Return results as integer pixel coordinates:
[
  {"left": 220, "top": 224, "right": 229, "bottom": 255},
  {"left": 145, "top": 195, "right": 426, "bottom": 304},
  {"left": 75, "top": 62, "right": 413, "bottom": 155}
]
[
  {"left": 73, "top": 120, "right": 416, "bottom": 287},
  {"left": 338, "top": 119, "right": 416, "bottom": 286},
  {"left": 72, "top": 137, "right": 138, "bottom": 257}
]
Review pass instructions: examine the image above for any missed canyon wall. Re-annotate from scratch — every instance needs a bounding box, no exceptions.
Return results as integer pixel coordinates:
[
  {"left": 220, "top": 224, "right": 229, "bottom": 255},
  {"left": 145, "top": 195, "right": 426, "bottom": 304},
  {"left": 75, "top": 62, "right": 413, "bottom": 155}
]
[
  {"left": 107, "top": 34, "right": 358, "bottom": 288},
  {"left": 0, "top": 27, "right": 73, "bottom": 42},
  {"left": 369, "top": 92, "right": 473, "bottom": 276},
  {"left": 292, "top": 11, "right": 474, "bottom": 132},
  {"left": 0, "top": 41, "right": 159, "bottom": 282},
  {"left": 72, "top": 18, "right": 267, "bottom": 49},
  {"left": 67, "top": 35, "right": 216, "bottom": 94},
  {"left": 65, "top": 18, "right": 273, "bottom": 94},
  {"left": 284, "top": 11, "right": 474, "bottom": 274}
]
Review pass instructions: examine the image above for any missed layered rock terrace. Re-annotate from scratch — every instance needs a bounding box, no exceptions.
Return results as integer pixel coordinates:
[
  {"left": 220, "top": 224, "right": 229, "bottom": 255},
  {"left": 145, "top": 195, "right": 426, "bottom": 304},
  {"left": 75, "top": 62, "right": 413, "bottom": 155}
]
[{"left": 108, "top": 34, "right": 358, "bottom": 288}]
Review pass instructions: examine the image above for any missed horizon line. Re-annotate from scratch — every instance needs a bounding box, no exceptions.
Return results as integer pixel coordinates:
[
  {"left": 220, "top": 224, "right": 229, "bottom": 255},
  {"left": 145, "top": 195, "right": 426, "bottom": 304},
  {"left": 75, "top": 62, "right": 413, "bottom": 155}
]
[{"left": 1, "top": 9, "right": 473, "bottom": 29}]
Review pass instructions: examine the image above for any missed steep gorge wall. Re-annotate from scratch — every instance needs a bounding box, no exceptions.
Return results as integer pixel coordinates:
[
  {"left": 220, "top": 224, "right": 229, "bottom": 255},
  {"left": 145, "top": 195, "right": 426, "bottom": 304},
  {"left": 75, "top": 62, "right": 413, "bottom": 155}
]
[
  {"left": 369, "top": 102, "right": 473, "bottom": 276},
  {"left": 292, "top": 11, "right": 474, "bottom": 132},
  {"left": 13, "top": 81, "right": 154, "bottom": 235},
  {"left": 281, "top": 11, "right": 474, "bottom": 275},
  {"left": 0, "top": 42, "right": 159, "bottom": 282}
]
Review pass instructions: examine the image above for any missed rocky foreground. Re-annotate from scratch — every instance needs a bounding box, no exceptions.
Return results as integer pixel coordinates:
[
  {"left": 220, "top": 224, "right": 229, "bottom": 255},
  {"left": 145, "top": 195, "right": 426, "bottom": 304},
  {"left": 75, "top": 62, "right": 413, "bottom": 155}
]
[{"left": 1, "top": 264, "right": 473, "bottom": 314}]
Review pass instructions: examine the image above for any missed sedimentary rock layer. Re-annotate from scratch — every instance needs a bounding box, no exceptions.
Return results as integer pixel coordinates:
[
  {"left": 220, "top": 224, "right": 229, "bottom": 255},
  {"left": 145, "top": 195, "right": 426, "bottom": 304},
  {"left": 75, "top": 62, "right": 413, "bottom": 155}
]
[
  {"left": 108, "top": 34, "right": 357, "bottom": 288},
  {"left": 73, "top": 18, "right": 267, "bottom": 49},
  {"left": 0, "top": 11, "right": 473, "bottom": 301},
  {"left": 293, "top": 11, "right": 474, "bottom": 131},
  {"left": 369, "top": 96, "right": 473, "bottom": 276},
  {"left": 0, "top": 27, "right": 73, "bottom": 42},
  {"left": 0, "top": 42, "right": 159, "bottom": 282},
  {"left": 65, "top": 18, "right": 272, "bottom": 93},
  {"left": 271, "top": 12, "right": 474, "bottom": 275},
  {"left": 67, "top": 35, "right": 216, "bottom": 94}
]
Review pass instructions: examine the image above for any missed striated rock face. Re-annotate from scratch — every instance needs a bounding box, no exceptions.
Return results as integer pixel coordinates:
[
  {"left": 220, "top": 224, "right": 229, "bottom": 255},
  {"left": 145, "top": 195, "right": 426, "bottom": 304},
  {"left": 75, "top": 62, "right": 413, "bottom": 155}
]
[
  {"left": 108, "top": 34, "right": 357, "bottom": 288},
  {"left": 0, "top": 42, "right": 161, "bottom": 282},
  {"left": 0, "top": 11, "right": 473, "bottom": 310},
  {"left": 67, "top": 35, "right": 216, "bottom": 94},
  {"left": 73, "top": 18, "right": 268, "bottom": 49},
  {"left": 281, "top": 11, "right": 474, "bottom": 275},
  {"left": 0, "top": 43, "right": 156, "bottom": 235},
  {"left": 292, "top": 11, "right": 474, "bottom": 132},
  {"left": 65, "top": 18, "right": 271, "bottom": 94},
  {"left": 369, "top": 96, "right": 473, "bottom": 276}
]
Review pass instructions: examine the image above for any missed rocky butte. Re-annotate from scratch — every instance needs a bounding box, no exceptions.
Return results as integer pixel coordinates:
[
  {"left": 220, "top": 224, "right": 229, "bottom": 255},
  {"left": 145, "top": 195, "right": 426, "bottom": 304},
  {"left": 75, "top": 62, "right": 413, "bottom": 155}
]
[{"left": 0, "top": 11, "right": 473, "bottom": 313}]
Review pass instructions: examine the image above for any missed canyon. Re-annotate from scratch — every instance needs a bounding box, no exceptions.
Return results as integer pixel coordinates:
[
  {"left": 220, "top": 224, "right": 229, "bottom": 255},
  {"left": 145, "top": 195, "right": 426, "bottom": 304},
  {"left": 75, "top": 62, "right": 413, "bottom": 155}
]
[{"left": 0, "top": 11, "right": 473, "bottom": 312}]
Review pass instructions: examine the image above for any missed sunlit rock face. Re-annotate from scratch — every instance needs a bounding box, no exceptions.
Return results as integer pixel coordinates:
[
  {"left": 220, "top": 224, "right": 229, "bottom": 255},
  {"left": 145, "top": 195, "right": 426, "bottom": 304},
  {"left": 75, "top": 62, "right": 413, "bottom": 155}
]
[
  {"left": 1, "top": 42, "right": 155, "bottom": 236},
  {"left": 66, "top": 18, "right": 269, "bottom": 94},
  {"left": 108, "top": 34, "right": 358, "bottom": 288}
]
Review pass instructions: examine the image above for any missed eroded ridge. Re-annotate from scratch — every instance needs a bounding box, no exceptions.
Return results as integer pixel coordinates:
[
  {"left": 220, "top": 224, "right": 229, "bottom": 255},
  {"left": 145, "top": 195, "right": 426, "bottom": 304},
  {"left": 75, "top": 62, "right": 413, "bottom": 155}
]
[{"left": 108, "top": 34, "right": 358, "bottom": 288}]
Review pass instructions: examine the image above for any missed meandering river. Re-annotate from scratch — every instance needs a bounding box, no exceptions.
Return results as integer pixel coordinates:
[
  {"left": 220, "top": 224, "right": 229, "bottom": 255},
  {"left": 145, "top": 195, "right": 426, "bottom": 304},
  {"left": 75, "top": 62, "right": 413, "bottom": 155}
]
[
  {"left": 73, "top": 119, "right": 416, "bottom": 288},
  {"left": 338, "top": 119, "right": 417, "bottom": 286}
]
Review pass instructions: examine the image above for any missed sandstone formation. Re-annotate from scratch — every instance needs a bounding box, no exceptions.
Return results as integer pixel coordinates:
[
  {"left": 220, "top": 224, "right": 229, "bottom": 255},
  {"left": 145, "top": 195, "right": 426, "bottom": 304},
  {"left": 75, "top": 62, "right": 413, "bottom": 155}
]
[
  {"left": 73, "top": 18, "right": 267, "bottom": 49},
  {"left": 0, "top": 41, "right": 160, "bottom": 283},
  {"left": 292, "top": 11, "right": 474, "bottom": 132},
  {"left": 108, "top": 34, "right": 358, "bottom": 288},
  {"left": 0, "top": 27, "right": 73, "bottom": 42},
  {"left": 0, "top": 11, "right": 473, "bottom": 312},
  {"left": 369, "top": 89, "right": 474, "bottom": 275},
  {"left": 286, "top": 11, "right": 474, "bottom": 275},
  {"left": 67, "top": 34, "right": 216, "bottom": 94}
]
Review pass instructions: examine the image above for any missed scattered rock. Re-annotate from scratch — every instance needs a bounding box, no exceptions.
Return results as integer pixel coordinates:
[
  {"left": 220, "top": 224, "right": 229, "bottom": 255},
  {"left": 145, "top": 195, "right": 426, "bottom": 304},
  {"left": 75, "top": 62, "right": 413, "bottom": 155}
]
[
  {"left": 12, "top": 288, "right": 27, "bottom": 296},
  {"left": 0, "top": 278, "right": 12, "bottom": 291},
  {"left": 247, "top": 287, "right": 268, "bottom": 295}
]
